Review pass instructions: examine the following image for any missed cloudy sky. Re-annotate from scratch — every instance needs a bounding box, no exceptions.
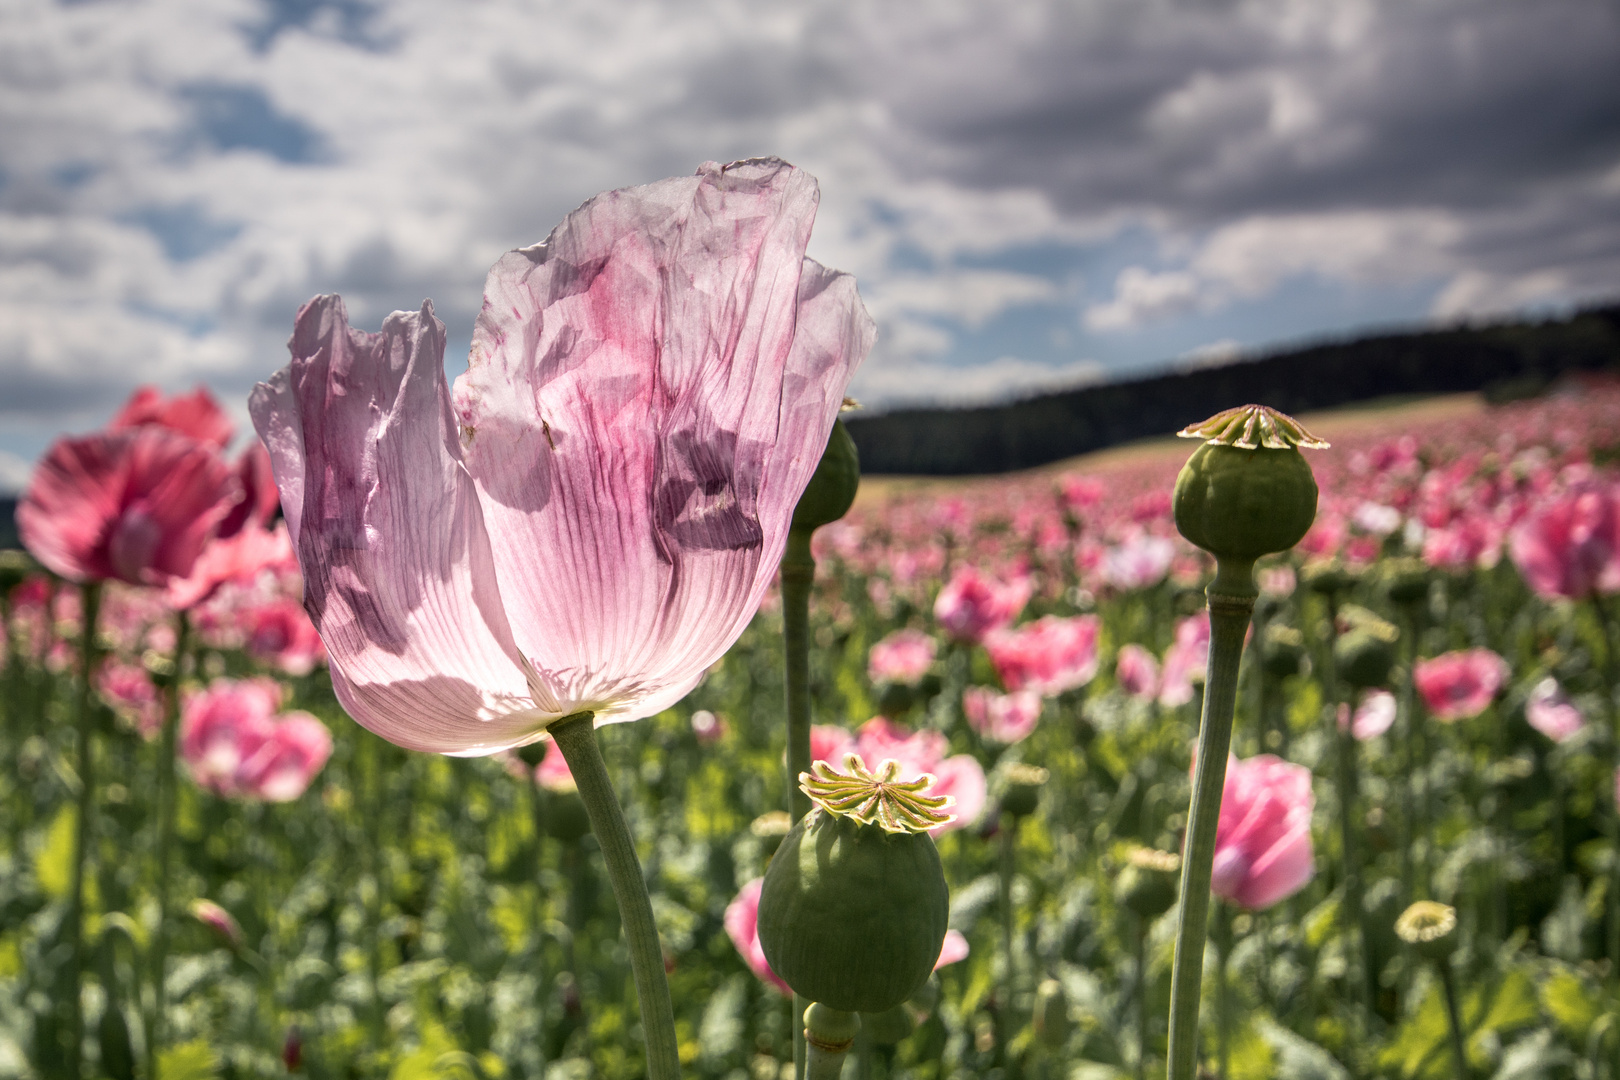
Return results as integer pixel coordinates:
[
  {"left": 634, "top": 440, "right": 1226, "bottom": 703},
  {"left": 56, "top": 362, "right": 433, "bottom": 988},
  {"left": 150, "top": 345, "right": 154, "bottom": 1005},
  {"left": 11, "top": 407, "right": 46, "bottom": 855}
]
[{"left": 3, "top": 0, "right": 1619, "bottom": 489}]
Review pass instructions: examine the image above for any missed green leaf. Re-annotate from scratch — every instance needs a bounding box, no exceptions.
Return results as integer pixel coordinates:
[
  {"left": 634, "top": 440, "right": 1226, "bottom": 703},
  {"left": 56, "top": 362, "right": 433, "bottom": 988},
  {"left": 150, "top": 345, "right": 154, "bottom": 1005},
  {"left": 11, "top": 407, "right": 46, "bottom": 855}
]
[
  {"left": 1227, "top": 1018, "right": 1277, "bottom": 1080},
  {"left": 1540, "top": 965, "right": 1601, "bottom": 1042},
  {"left": 1467, "top": 967, "right": 1540, "bottom": 1059},
  {"left": 157, "top": 1040, "right": 219, "bottom": 1080},
  {"left": 34, "top": 805, "right": 76, "bottom": 899},
  {"left": 1257, "top": 1017, "right": 1350, "bottom": 1080}
]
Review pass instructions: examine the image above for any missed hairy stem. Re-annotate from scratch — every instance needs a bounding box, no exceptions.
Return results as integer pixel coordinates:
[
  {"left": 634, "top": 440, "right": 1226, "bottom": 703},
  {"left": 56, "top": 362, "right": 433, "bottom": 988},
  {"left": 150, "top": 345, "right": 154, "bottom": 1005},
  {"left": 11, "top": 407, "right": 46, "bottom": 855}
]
[
  {"left": 781, "top": 526, "right": 816, "bottom": 1080},
  {"left": 550, "top": 712, "right": 680, "bottom": 1080},
  {"left": 1166, "top": 558, "right": 1256, "bottom": 1080},
  {"left": 1438, "top": 960, "right": 1470, "bottom": 1080},
  {"left": 147, "top": 610, "right": 188, "bottom": 1080},
  {"left": 66, "top": 581, "right": 102, "bottom": 1080}
]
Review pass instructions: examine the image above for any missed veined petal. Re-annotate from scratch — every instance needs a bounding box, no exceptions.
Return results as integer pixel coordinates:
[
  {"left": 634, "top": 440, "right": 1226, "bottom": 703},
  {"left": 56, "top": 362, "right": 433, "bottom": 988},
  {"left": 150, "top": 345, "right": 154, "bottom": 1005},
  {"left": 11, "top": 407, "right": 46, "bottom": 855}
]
[
  {"left": 250, "top": 295, "right": 545, "bottom": 755},
  {"left": 456, "top": 158, "right": 870, "bottom": 723}
]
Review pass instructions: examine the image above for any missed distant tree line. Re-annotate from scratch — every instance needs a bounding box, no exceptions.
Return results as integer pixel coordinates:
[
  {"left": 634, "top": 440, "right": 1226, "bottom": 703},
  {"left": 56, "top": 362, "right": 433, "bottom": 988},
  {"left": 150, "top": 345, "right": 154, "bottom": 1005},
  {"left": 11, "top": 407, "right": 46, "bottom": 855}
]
[{"left": 844, "top": 302, "right": 1620, "bottom": 476}]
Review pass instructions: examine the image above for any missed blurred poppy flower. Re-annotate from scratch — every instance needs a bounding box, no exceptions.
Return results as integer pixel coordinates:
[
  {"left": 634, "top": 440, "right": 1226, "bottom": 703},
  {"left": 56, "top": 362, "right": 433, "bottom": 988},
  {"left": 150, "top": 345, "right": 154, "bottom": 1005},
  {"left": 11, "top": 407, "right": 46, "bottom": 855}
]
[
  {"left": 933, "top": 565, "right": 1031, "bottom": 643},
  {"left": 1209, "top": 754, "right": 1315, "bottom": 910},
  {"left": 1114, "top": 644, "right": 1160, "bottom": 700},
  {"left": 1413, "top": 649, "right": 1509, "bottom": 721},
  {"left": 181, "top": 678, "right": 331, "bottom": 801},
  {"left": 250, "top": 159, "right": 872, "bottom": 754},
  {"left": 867, "top": 628, "right": 937, "bottom": 685},
  {"left": 1509, "top": 482, "right": 1620, "bottom": 599},
  {"left": 110, "top": 385, "right": 235, "bottom": 450},
  {"left": 984, "top": 614, "right": 1101, "bottom": 696},
  {"left": 962, "top": 686, "right": 1042, "bottom": 744},
  {"left": 1526, "top": 678, "right": 1585, "bottom": 743}
]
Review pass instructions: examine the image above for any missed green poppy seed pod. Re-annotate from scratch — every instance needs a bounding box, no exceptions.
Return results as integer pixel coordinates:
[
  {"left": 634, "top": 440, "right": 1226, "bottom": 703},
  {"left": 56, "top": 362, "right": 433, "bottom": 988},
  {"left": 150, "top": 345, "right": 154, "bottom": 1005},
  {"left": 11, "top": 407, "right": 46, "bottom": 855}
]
[
  {"left": 998, "top": 763, "right": 1049, "bottom": 820},
  {"left": 1033, "top": 978, "right": 1072, "bottom": 1048},
  {"left": 1260, "top": 624, "right": 1306, "bottom": 680},
  {"left": 757, "top": 756, "right": 953, "bottom": 1014},
  {"left": 1302, "top": 559, "right": 1356, "bottom": 595},
  {"left": 1115, "top": 847, "right": 1182, "bottom": 919},
  {"left": 1380, "top": 557, "right": 1431, "bottom": 605},
  {"left": 0, "top": 550, "right": 36, "bottom": 595},
  {"left": 1172, "top": 406, "right": 1326, "bottom": 565},
  {"left": 543, "top": 791, "right": 592, "bottom": 843},
  {"left": 791, "top": 421, "right": 860, "bottom": 533},
  {"left": 1333, "top": 607, "right": 1399, "bottom": 689},
  {"left": 861, "top": 1004, "right": 917, "bottom": 1046},
  {"left": 1395, "top": 900, "right": 1458, "bottom": 961}
]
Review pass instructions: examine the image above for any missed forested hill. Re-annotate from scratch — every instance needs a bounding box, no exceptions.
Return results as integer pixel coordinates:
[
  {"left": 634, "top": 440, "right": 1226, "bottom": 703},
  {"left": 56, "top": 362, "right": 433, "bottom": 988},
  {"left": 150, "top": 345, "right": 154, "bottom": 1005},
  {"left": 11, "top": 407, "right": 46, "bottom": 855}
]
[{"left": 844, "top": 302, "right": 1620, "bottom": 476}]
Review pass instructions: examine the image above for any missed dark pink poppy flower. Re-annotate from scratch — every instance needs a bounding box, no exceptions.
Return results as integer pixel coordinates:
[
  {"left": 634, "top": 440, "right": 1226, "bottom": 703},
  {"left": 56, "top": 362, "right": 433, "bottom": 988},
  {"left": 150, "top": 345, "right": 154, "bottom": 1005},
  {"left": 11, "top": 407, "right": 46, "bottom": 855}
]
[
  {"left": 1209, "top": 754, "right": 1315, "bottom": 910},
  {"left": 165, "top": 521, "right": 295, "bottom": 610},
  {"left": 1159, "top": 613, "right": 1211, "bottom": 708},
  {"left": 1509, "top": 483, "right": 1620, "bottom": 599},
  {"left": 242, "top": 595, "right": 327, "bottom": 677},
  {"left": 180, "top": 678, "right": 331, "bottom": 801},
  {"left": 251, "top": 160, "right": 872, "bottom": 755},
  {"left": 19, "top": 428, "right": 240, "bottom": 586},
  {"left": 851, "top": 717, "right": 986, "bottom": 833},
  {"left": 933, "top": 565, "right": 1032, "bottom": 643},
  {"left": 984, "top": 614, "right": 1101, "bottom": 696},
  {"left": 1114, "top": 644, "right": 1160, "bottom": 700},
  {"left": 1413, "top": 649, "right": 1510, "bottom": 721},
  {"left": 110, "top": 385, "right": 235, "bottom": 450},
  {"left": 236, "top": 711, "right": 333, "bottom": 802}
]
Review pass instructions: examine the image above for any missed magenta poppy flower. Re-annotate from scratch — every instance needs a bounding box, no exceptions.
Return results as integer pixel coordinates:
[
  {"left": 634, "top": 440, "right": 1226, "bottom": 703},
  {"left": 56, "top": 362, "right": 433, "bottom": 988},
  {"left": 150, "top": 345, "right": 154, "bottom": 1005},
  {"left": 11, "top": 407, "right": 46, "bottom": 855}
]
[
  {"left": 1509, "top": 483, "right": 1620, "bottom": 599},
  {"left": 867, "top": 628, "right": 938, "bottom": 685},
  {"left": 1209, "top": 754, "right": 1315, "bottom": 910},
  {"left": 110, "top": 385, "right": 235, "bottom": 450},
  {"left": 250, "top": 160, "right": 872, "bottom": 755},
  {"left": 1526, "top": 678, "right": 1585, "bottom": 743},
  {"left": 962, "top": 686, "right": 1042, "bottom": 744},
  {"left": 1159, "top": 613, "right": 1211, "bottom": 708},
  {"left": 933, "top": 566, "right": 1031, "bottom": 643},
  {"left": 1413, "top": 649, "right": 1510, "bottom": 722},
  {"left": 851, "top": 717, "right": 986, "bottom": 833},
  {"left": 1115, "top": 644, "right": 1160, "bottom": 700},
  {"left": 984, "top": 614, "right": 1101, "bottom": 696},
  {"left": 809, "top": 724, "right": 856, "bottom": 766},
  {"left": 533, "top": 738, "right": 577, "bottom": 793},
  {"left": 19, "top": 428, "right": 241, "bottom": 586},
  {"left": 235, "top": 712, "right": 333, "bottom": 802},
  {"left": 165, "top": 522, "right": 295, "bottom": 610},
  {"left": 97, "top": 657, "right": 163, "bottom": 738},
  {"left": 243, "top": 595, "right": 327, "bottom": 676},
  {"left": 726, "top": 878, "right": 968, "bottom": 997}
]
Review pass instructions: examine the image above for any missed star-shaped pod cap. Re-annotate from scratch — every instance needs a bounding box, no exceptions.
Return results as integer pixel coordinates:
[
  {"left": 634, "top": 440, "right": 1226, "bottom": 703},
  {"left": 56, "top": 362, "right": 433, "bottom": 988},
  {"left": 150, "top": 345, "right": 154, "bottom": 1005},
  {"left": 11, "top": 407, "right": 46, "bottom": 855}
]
[{"left": 800, "top": 754, "right": 956, "bottom": 833}]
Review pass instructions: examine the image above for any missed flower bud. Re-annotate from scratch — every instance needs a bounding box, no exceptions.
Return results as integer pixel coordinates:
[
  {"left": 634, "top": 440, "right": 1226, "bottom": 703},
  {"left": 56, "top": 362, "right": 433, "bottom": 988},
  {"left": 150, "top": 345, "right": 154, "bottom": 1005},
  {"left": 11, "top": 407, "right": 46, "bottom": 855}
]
[
  {"left": 1379, "top": 557, "right": 1431, "bottom": 605},
  {"left": 282, "top": 1025, "right": 304, "bottom": 1073},
  {"left": 791, "top": 421, "right": 860, "bottom": 533},
  {"left": 1172, "top": 406, "right": 1325, "bottom": 564},
  {"left": 190, "top": 899, "right": 243, "bottom": 951},
  {"left": 861, "top": 1004, "right": 916, "bottom": 1046},
  {"left": 1033, "top": 978, "right": 1071, "bottom": 1048},
  {"left": 1395, "top": 900, "right": 1458, "bottom": 961},
  {"left": 1302, "top": 559, "right": 1356, "bottom": 595},
  {"left": 757, "top": 756, "right": 952, "bottom": 1014}
]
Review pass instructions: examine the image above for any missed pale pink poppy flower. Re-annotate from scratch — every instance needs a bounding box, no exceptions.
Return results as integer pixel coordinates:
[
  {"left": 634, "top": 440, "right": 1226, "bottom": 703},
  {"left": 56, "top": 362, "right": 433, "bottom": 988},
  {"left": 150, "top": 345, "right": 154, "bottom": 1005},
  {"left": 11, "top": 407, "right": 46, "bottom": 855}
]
[
  {"left": 250, "top": 160, "right": 872, "bottom": 755},
  {"left": 1336, "top": 691, "right": 1396, "bottom": 740},
  {"left": 690, "top": 709, "right": 727, "bottom": 743},
  {"left": 1353, "top": 502, "right": 1402, "bottom": 537},
  {"left": 933, "top": 566, "right": 1032, "bottom": 643},
  {"left": 962, "top": 686, "right": 1043, "bottom": 744},
  {"left": 1257, "top": 565, "right": 1297, "bottom": 598},
  {"left": 984, "top": 614, "right": 1101, "bottom": 696},
  {"left": 243, "top": 597, "right": 327, "bottom": 676},
  {"left": 1101, "top": 533, "right": 1176, "bottom": 590},
  {"left": 868, "top": 628, "right": 938, "bottom": 685},
  {"left": 1413, "top": 649, "right": 1510, "bottom": 721},
  {"left": 97, "top": 657, "right": 162, "bottom": 738},
  {"left": 534, "top": 738, "right": 577, "bottom": 793},
  {"left": 1509, "top": 483, "right": 1620, "bottom": 599},
  {"left": 1422, "top": 515, "right": 1503, "bottom": 572},
  {"left": 110, "top": 385, "right": 235, "bottom": 450},
  {"left": 180, "top": 678, "right": 331, "bottom": 801},
  {"left": 809, "top": 724, "right": 856, "bottom": 766},
  {"left": 1159, "top": 613, "right": 1211, "bottom": 708},
  {"left": 1526, "top": 678, "right": 1585, "bottom": 743},
  {"left": 1209, "top": 754, "right": 1315, "bottom": 910},
  {"left": 726, "top": 879, "right": 969, "bottom": 997},
  {"left": 236, "top": 712, "right": 333, "bottom": 802},
  {"left": 1114, "top": 644, "right": 1160, "bottom": 700},
  {"left": 19, "top": 428, "right": 240, "bottom": 586}
]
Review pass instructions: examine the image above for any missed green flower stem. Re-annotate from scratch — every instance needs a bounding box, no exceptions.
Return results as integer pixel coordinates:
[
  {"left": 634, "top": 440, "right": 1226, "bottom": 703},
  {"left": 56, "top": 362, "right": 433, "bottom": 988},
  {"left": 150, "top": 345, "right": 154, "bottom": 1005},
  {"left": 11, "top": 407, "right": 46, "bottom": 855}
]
[
  {"left": 549, "top": 711, "right": 680, "bottom": 1080},
  {"left": 780, "top": 526, "right": 816, "bottom": 1080},
  {"left": 1319, "top": 592, "right": 1374, "bottom": 1020},
  {"left": 782, "top": 528, "right": 815, "bottom": 824},
  {"left": 1397, "top": 604, "right": 1420, "bottom": 903},
  {"left": 998, "top": 814, "right": 1019, "bottom": 1078},
  {"left": 1590, "top": 591, "right": 1620, "bottom": 1080},
  {"left": 1214, "top": 904, "right": 1232, "bottom": 1080},
  {"left": 1436, "top": 958, "right": 1470, "bottom": 1080},
  {"left": 803, "top": 1004, "right": 859, "bottom": 1080},
  {"left": 66, "top": 581, "right": 102, "bottom": 1080},
  {"left": 1134, "top": 914, "right": 1150, "bottom": 1080},
  {"left": 147, "top": 609, "right": 188, "bottom": 1080},
  {"left": 1166, "top": 558, "right": 1256, "bottom": 1080}
]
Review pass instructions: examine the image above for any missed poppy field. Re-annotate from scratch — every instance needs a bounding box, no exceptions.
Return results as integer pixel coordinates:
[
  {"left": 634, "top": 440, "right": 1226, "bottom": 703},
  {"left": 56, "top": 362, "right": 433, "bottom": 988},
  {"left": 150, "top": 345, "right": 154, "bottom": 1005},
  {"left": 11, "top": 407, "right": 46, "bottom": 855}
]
[{"left": 4, "top": 375, "right": 1620, "bottom": 1080}]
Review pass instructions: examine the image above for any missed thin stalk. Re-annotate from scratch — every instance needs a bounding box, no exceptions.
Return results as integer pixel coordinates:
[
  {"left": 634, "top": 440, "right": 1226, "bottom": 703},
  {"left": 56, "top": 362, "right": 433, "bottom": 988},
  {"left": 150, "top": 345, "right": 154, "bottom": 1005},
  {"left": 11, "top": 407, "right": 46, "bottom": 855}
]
[
  {"left": 1135, "top": 915, "right": 1149, "bottom": 1080},
  {"left": 147, "top": 609, "right": 188, "bottom": 1080},
  {"left": 1398, "top": 605, "right": 1419, "bottom": 903},
  {"left": 1215, "top": 904, "right": 1231, "bottom": 1080},
  {"left": 66, "top": 581, "right": 102, "bottom": 1080},
  {"left": 781, "top": 526, "right": 815, "bottom": 1080},
  {"left": 550, "top": 711, "right": 680, "bottom": 1080},
  {"left": 1437, "top": 960, "right": 1470, "bottom": 1080},
  {"left": 998, "top": 815, "right": 1019, "bottom": 1078},
  {"left": 1320, "top": 593, "right": 1374, "bottom": 1022},
  {"left": 1165, "top": 558, "right": 1256, "bottom": 1080},
  {"left": 1594, "top": 591, "right": 1620, "bottom": 1080}
]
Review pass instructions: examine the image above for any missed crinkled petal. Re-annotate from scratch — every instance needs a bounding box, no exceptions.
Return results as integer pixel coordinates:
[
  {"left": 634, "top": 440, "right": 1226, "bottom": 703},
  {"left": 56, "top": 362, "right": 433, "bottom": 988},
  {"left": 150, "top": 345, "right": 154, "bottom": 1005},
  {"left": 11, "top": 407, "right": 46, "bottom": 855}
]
[
  {"left": 250, "top": 295, "right": 546, "bottom": 755},
  {"left": 456, "top": 158, "right": 870, "bottom": 724}
]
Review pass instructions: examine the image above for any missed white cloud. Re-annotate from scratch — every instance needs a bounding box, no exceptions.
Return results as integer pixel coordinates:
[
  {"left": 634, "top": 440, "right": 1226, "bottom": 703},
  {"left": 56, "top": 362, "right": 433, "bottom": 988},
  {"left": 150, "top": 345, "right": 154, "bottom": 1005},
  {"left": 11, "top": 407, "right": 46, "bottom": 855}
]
[
  {"left": 849, "top": 354, "right": 1104, "bottom": 409},
  {"left": 0, "top": 450, "right": 32, "bottom": 495}
]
